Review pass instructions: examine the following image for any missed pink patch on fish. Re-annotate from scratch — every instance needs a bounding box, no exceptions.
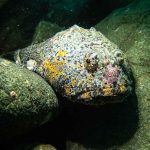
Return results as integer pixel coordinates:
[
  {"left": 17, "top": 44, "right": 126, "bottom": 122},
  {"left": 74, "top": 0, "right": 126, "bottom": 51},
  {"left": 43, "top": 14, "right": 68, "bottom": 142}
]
[{"left": 105, "top": 64, "right": 120, "bottom": 84}]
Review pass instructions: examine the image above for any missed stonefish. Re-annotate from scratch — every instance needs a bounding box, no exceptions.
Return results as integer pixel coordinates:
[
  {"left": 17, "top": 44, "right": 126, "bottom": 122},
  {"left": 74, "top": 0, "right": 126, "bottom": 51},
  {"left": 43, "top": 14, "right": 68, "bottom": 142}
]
[{"left": 14, "top": 25, "right": 132, "bottom": 105}]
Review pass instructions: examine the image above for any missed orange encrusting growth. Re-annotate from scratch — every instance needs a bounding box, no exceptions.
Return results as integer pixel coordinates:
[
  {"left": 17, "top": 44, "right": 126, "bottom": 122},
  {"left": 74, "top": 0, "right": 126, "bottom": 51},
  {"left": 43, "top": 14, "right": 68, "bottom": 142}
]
[
  {"left": 71, "top": 79, "right": 77, "bottom": 87},
  {"left": 79, "top": 91, "right": 92, "bottom": 100},
  {"left": 42, "top": 50, "right": 67, "bottom": 82},
  {"left": 64, "top": 84, "right": 71, "bottom": 96},
  {"left": 55, "top": 50, "right": 67, "bottom": 58},
  {"left": 42, "top": 60, "right": 63, "bottom": 82},
  {"left": 119, "top": 84, "right": 126, "bottom": 93},
  {"left": 103, "top": 85, "right": 113, "bottom": 96}
]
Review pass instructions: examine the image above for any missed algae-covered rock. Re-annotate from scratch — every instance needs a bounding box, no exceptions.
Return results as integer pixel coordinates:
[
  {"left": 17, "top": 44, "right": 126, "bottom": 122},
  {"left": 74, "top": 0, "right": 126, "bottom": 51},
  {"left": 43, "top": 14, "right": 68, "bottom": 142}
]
[
  {"left": 114, "top": 74, "right": 150, "bottom": 150},
  {"left": 32, "top": 21, "right": 63, "bottom": 44},
  {"left": 14, "top": 143, "right": 57, "bottom": 150},
  {"left": 32, "top": 144, "right": 57, "bottom": 150},
  {"left": 95, "top": 0, "right": 150, "bottom": 53},
  {"left": 0, "top": 58, "right": 58, "bottom": 139}
]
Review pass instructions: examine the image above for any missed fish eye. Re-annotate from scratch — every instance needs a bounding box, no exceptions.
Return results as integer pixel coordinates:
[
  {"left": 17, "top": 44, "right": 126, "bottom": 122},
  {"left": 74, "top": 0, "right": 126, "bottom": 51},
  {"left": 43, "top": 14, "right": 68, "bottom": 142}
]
[
  {"left": 115, "top": 51, "right": 124, "bottom": 64},
  {"left": 86, "top": 59, "right": 91, "bottom": 63},
  {"left": 116, "top": 52, "right": 122, "bottom": 57}
]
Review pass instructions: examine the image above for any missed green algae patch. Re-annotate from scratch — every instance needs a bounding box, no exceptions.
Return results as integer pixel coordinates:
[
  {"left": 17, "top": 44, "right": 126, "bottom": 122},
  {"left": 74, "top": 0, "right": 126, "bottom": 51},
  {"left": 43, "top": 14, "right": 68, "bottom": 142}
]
[{"left": 0, "top": 58, "right": 59, "bottom": 139}]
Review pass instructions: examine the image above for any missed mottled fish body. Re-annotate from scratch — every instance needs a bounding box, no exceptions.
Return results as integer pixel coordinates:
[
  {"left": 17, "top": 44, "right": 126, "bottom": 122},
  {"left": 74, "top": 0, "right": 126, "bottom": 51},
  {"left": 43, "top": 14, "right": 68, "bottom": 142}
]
[{"left": 15, "top": 25, "right": 132, "bottom": 105}]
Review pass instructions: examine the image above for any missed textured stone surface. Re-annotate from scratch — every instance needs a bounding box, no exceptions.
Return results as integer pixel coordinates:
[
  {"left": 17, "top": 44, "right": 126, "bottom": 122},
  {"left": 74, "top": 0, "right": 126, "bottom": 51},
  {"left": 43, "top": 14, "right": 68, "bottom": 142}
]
[
  {"left": 115, "top": 74, "right": 150, "bottom": 150},
  {"left": 0, "top": 58, "right": 58, "bottom": 139},
  {"left": 95, "top": 0, "right": 150, "bottom": 54}
]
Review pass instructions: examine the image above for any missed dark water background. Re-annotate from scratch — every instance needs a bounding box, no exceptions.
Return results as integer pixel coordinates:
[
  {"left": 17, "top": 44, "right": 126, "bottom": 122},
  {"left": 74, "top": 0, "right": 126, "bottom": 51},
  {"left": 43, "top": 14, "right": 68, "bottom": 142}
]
[{"left": 0, "top": 0, "right": 133, "bottom": 54}]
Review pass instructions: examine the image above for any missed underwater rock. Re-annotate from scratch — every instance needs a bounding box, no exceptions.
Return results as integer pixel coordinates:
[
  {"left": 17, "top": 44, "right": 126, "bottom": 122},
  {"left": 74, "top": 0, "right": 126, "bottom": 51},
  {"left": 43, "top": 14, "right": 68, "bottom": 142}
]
[
  {"left": 32, "top": 21, "right": 63, "bottom": 44},
  {"left": 0, "top": 0, "right": 48, "bottom": 55},
  {"left": 32, "top": 144, "right": 57, "bottom": 150},
  {"left": 14, "top": 143, "right": 57, "bottom": 150},
  {"left": 46, "top": 0, "right": 134, "bottom": 26},
  {"left": 47, "top": 0, "right": 91, "bottom": 26},
  {"left": 0, "top": 58, "right": 58, "bottom": 139},
  {"left": 14, "top": 25, "right": 133, "bottom": 105},
  {"left": 95, "top": 0, "right": 150, "bottom": 53},
  {"left": 0, "top": 18, "right": 23, "bottom": 54},
  {"left": 115, "top": 74, "right": 150, "bottom": 150},
  {"left": 4, "top": 142, "right": 58, "bottom": 150},
  {"left": 0, "top": 0, "right": 8, "bottom": 8}
]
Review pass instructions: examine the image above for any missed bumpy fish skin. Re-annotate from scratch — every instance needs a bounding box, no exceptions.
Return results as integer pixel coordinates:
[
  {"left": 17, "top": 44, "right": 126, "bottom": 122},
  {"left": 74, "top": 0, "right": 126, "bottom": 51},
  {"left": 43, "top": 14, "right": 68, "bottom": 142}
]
[{"left": 15, "top": 25, "right": 132, "bottom": 105}]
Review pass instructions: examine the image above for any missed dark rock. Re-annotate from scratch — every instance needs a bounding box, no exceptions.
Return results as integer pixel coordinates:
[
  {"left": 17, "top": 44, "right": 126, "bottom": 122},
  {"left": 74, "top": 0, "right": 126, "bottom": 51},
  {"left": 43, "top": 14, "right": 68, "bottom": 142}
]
[
  {"left": 95, "top": 0, "right": 150, "bottom": 54},
  {"left": 0, "top": 58, "right": 59, "bottom": 140},
  {"left": 0, "top": 0, "right": 8, "bottom": 8},
  {"left": 32, "top": 144, "right": 57, "bottom": 150},
  {"left": 0, "top": 0, "right": 48, "bottom": 54},
  {"left": 46, "top": 0, "right": 134, "bottom": 27},
  {"left": 0, "top": 0, "right": 134, "bottom": 55},
  {"left": 14, "top": 143, "right": 57, "bottom": 150},
  {"left": 32, "top": 21, "right": 63, "bottom": 44}
]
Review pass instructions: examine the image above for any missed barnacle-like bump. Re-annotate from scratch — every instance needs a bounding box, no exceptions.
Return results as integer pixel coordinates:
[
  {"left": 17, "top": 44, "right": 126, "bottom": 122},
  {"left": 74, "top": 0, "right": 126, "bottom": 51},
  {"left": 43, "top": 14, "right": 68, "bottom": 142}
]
[
  {"left": 84, "top": 52, "right": 99, "bottom": 73},
  {"left": 78, "top": 91, "right": 92, "bottom": 100},
  {"left": 10, "top": 91, "right": 17, "bottom": 98},
  {"left": 119, "top": 83, "right": 127, "bottom": 94},
  {"left": 102, "top": 84, "right": 113, "bottom": 96},
  {"left": 27, "top": 59, "right": 37, "bottom": 71}
]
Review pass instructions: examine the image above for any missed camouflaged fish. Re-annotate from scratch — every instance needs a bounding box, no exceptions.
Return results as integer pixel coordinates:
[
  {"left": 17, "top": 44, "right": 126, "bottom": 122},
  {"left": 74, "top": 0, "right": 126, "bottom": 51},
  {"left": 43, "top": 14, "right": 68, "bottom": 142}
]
[{"left": 14, "top": 25, "right": 132, "bottom": 105}]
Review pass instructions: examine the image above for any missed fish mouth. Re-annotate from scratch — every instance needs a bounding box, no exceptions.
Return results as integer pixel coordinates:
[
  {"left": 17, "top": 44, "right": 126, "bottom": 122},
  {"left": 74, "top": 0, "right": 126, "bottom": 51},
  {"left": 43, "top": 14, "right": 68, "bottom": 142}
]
[
  {"left": 76, "top": 90, "right": 96, "bottom": 101},
  {"left": 74, "top": 90, "right": 126, "bottom": 105},
  {"left": 76, "top": 84, "right": 127, "bottom": 100},
  {"left": 74, "top": 83, "right": 130, "bottom": 104},
  {"left": 75, "top": 90, "right": 105, "bottom": 101}
]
